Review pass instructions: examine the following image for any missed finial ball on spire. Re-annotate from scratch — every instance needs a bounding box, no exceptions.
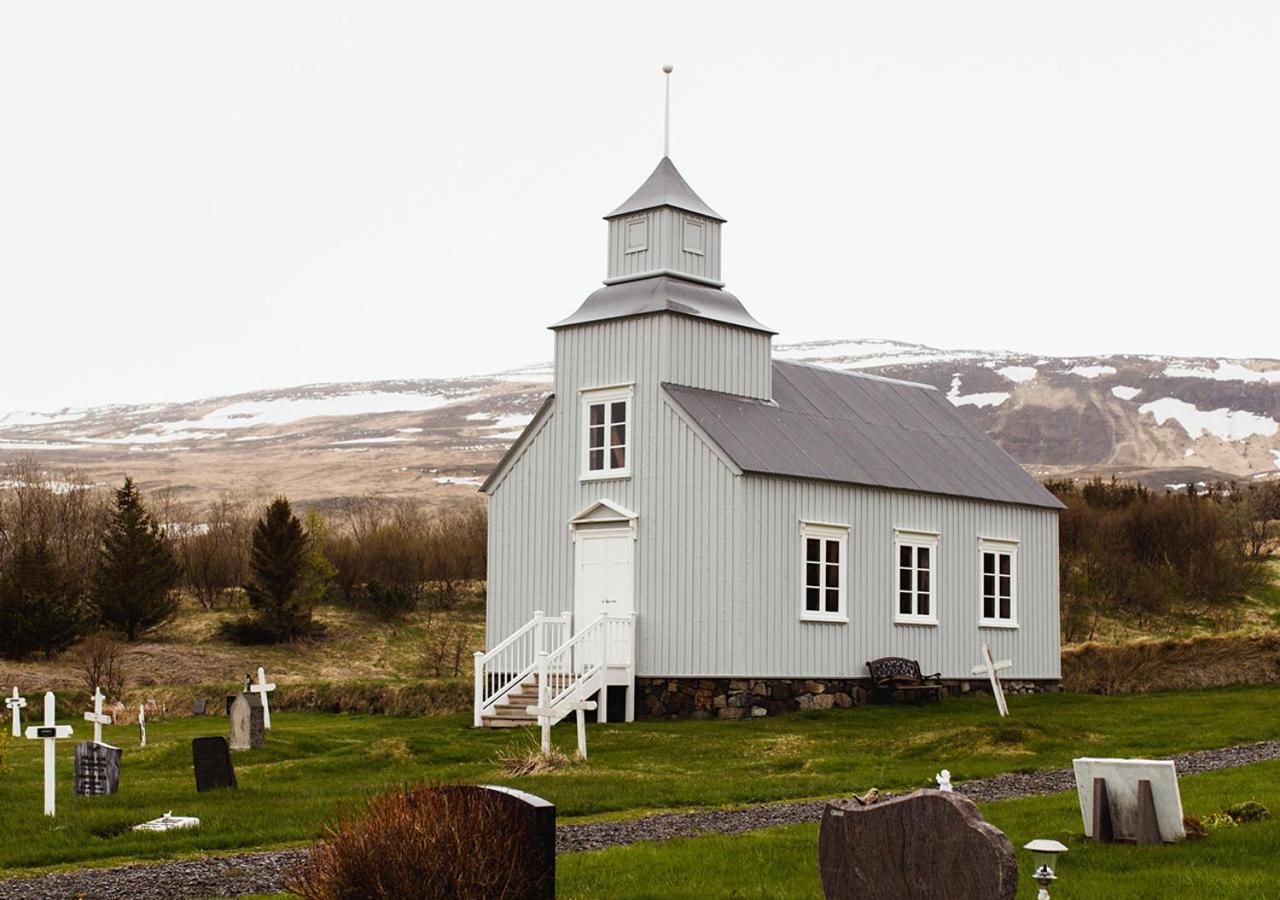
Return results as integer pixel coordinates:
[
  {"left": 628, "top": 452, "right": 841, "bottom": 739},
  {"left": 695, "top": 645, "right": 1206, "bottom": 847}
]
[{"left": 663, "top": 64, "right": 673, "bottom": 74}]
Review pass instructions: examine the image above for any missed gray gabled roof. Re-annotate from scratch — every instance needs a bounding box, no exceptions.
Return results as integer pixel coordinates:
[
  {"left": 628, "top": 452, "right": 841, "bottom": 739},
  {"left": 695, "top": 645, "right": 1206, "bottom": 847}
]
[
  {"left": 663, "top": 360, "right": 1064, "bottom": 510},
  {"left": 550, "top": 274, "right": 775, "bottom": 334},
  {"left": 606, "top": 157, "right": 726, "bottom": 222}
]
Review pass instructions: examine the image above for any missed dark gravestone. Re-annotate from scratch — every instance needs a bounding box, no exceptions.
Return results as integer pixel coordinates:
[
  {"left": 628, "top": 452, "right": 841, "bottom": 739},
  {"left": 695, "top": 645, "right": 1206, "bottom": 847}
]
[
  {"left": 192, "top": 736, "right": 237, "bottom": 791},
  {"left": 73, "top": 741, "right": 122, "bottom": 796},
  {"left": 228, "top": 693, "right": 264, "bottom": 750},
  {"left": 818, "top": 789, "right": 1017, "bottom": 900},
  {"left": 192, "top": 698, "right": 208, "bottom": 716},
  {"left": 462, "top": 785, "right": 555, "bottom": 900}
]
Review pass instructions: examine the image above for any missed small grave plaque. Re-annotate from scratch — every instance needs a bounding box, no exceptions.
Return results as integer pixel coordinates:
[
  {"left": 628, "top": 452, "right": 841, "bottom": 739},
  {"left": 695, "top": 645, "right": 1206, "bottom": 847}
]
[
  {"left": 818, "top": 789, "right": 1017, "bottom": 900},
  {"left": 192, "top": 698, "right": 208, "bottom": 716},
  {"left": 228, "top": 693, "right": 264, "bottom": 750},
  {"left": 74, "top": 741, "right": 122, "bottom": 796},
  {"left": 192, "top": 736, "right": 237, "bottom": 791}
]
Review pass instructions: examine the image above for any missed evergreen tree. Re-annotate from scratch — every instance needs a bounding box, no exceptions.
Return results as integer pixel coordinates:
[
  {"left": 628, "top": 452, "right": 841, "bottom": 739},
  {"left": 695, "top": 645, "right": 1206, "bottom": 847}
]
[
  {"left": 0, "top": 539, "right": 84, "bottom": 658},
  {"left": 91, "top": 478, "right": 181, "bottom": 640},
  {"left": 245, "top": 497, "right": 312, "bottom": 641}
]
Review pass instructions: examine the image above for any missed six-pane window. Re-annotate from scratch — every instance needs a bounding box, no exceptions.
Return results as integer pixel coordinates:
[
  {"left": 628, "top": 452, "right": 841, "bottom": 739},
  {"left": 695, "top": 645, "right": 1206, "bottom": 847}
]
[
  {"left": 895, "top": 534, "right": 937, "bottom": 623},
  {"left": 801, "top": 523, "right": 847, "bottom": 621},
  {"left": 980, "top": 542, "right": 1017, "bottom": 626},
  {"left": 581, "top": 388, "right": 631, "bottom": 479}
]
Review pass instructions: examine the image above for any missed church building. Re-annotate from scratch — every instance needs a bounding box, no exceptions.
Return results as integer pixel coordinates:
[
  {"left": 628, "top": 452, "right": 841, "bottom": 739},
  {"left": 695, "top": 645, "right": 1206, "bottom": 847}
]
[{"left": 475, "top": 144, "right": 1062, "bottom": 727}]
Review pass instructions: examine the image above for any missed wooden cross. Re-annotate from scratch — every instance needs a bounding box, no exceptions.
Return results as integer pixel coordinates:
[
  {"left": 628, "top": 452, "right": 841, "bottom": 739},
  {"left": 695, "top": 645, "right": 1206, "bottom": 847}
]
[
  {"left": 7, "top": 686, "right": 27, "bottom": 738},
  {"left": 971, "top": 644, "right": 1013, "bottom": 717},
  {"left": 83, "top": 687, "right": 113, "bottom": 744},
  {"left": 138, "top": 704, "right": 147, "bottom": 747},
  {"left": 249, "top": 667, "right": 276, "bottom": 730},
  {"left": 24, "top": 691, "right": 73, "bottom": 816}
]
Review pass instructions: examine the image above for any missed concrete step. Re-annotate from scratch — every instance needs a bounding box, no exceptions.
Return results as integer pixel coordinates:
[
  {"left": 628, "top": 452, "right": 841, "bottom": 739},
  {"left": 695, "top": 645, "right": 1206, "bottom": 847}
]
[{"left": 480, "top": 716, "right": 531, "bottom": 729}]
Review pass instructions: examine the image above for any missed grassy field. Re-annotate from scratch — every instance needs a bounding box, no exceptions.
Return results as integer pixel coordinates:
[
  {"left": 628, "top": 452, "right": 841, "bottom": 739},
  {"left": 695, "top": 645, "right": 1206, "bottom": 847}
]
[
  {"left": 559, "top": 760, "right": 1280, "bottom": 899},
  {"left": 1, "top": 685, "right": 1278, "bottom": 875}
]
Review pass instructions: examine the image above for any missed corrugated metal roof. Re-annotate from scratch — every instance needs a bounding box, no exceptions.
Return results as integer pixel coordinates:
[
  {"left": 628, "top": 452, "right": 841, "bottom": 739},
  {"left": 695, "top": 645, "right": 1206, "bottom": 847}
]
[
  {"left": 605, "top": 157, "right": 726, "bottom": 222},
  {"left": 664, "top": 361, "right": 1064, "bottom": 510},
  {"left": 550, "top": 275, "right": 775, "bottom": 334}
]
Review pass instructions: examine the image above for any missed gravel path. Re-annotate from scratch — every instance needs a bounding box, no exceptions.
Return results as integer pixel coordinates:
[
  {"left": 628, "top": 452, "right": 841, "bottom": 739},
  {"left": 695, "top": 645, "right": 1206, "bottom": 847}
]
[{"left": 4, "top": 739, "right": 1277, "bottom": 900}]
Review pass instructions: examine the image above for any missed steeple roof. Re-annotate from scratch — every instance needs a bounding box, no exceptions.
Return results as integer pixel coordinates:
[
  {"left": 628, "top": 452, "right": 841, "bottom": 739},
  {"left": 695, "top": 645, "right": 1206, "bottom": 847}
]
[{"left": 605, "top": 157, "right": 725, "bottom": 222}]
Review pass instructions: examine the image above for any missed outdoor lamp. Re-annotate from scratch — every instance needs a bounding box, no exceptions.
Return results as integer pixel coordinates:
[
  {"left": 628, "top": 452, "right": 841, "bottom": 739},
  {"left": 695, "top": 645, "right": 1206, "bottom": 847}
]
[{"left": 1023, "top": 839, "right": 1068, "bottom": 900}]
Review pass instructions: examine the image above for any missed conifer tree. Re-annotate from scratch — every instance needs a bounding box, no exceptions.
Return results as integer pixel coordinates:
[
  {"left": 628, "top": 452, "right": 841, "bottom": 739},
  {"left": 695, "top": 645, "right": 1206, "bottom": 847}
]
[
  {"left": 91, "top": 477, "right": 181, "bottom": 640},
  {"left": 0, "top": 539, "right": 84, "bottom": 658},
  {"left": 245, "top": 497, "right": 313, "bottom": 641}
]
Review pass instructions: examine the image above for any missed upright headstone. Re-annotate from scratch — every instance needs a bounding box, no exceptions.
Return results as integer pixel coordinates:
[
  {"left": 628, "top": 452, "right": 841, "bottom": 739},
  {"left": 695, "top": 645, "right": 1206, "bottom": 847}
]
[
  {"left": 228, "top": 693, "right": 264, "bottom": 750},
  {"left": 192, "top": 698, "right": 208, "bottom": 716},
  {"left": 6, "top": 686, "right": 26, "bottom": 737},
  {"left": 818, "top": 789, "right": 1017, "bottom": 900},
  {"left": 459, "top": 785, "right": 555, "bottom": 899},
  {"left": 24, "top": 691, "right": 74, "bottom": 817},
  {"left": 74, "top": 741, "right": 123, "bottom": 795},
  {"left": 192, "top": 737, "right": 237, "bottom": 791},
  {"left": 83, "top": 687, "right": 113, "bottom": 744},
  {"left": 249, "top": 666, "right": 276, "bottom": 730}
]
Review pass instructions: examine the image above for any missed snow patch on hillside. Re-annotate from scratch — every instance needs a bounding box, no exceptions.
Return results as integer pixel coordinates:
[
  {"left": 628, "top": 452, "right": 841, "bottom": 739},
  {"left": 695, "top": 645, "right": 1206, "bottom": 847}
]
[
  {"left": 997, "top": 366, "right": 1037, "bottom": 384},
  {"left": 331, "top": 436, "right": 410, "bottom": 445},
  {"left": 434, "top": 476, "right": 484, "bottom": 486},
  {"left": 1111, "top": 386, "right": 1142, "bottom": 400},
  {"left": 1164, "top": 360, "right": 1280, "bottom": 384},
  {"left": 1068, "top": 365, "right": 1116, "bottom": 379},
  {"left": 947, "top": 376, "right": 1010, "bottom": 409},
  {"left": 0, "top": 409, "right": 86, "bottom": 426},
  {"left": 1139, "top": 397, "right": 1279, "bottom": 441}
]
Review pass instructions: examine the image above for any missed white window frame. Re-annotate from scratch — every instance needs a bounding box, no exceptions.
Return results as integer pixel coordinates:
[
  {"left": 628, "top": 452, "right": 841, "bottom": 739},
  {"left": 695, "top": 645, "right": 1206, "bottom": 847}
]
[
  {"left": 894, "top": 529, "right": 939, "bottom": 626},
  {"left": 800, "top": 521, "right": 849, "bottom": 623},
  {"left": 624, "top": 217, "right": 648, "bottom": 253},
  {"left": 580, "top": 384, "right": 633, "bottom": 481},
  {"left": 978, "top": 538, "right": 1019, "bottom": 629},
  {"left": 682, "top": 216, "right": 705, "bottom": 255}
]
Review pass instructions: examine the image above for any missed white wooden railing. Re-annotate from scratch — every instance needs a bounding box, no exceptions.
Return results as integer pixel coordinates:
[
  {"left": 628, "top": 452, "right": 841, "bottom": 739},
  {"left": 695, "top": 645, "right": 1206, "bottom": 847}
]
[{"left": 472, "top": 609, "right": 572, "bottom": 727}]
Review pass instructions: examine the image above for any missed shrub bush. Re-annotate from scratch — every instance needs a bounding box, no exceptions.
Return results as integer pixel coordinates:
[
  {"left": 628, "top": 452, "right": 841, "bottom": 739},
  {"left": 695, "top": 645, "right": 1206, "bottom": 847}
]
[{"left": 286, "top": 782, "right": 544, "bottom": 900}]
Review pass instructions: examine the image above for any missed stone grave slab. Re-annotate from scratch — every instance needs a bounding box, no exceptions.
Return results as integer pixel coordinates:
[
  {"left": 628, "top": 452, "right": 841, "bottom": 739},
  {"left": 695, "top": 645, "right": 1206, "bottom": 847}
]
[
  {"left": 818, "top": 789, "right": 1017, "bottom": 900},
  {"left": 464, "top": 785, "right": 555, "bottom": 899},
  {"left": 73, "top": 741, "right": 122, "bottom": 796},
  {"left": 1073, "top": 757, "right": 1185, "bottom": 843},
  {"left": 228, "top": 693, "right": 264, "bottom": 750},
  {"left": 192, "top": 736, "right": 237, "bottom": 791},
  {"left": 192, "top": 698, "right": 208, "bottom": 716}
]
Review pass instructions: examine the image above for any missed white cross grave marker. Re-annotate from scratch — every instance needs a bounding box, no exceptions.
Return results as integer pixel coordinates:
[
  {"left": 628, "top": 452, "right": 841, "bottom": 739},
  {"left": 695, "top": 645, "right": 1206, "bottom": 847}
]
[
  {"left": 138, "top": 704, "right": 147, "bottom": 747},
  {"left": 83, "top": 687, "right": 113, "bottom": 744},
  {"left": 7, "top": 686, "right": 27, "bottom": 738},
  {"left": 972, "top": 644, "right": 1013, "bottom": 717},
  {"left": 249, "top": 667, "right": 276, "bottom": 730},
  {"left": 24, "top": 691, "right": 73, "bottom": 816}
]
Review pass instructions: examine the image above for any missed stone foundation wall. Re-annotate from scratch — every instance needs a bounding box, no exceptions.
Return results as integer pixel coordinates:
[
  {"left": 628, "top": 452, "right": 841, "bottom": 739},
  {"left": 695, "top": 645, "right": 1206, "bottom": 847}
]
[{"left": 637, "top": 677, "right": 1059, "bottom": 720}]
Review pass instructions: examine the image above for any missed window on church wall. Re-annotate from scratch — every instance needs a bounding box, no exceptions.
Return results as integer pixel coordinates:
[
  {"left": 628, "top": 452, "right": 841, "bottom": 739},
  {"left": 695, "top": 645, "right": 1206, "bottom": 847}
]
[
  {"left": 682, "top": 217, "right": 705, "bottom": 256},
  {"left": 800, "top": 522, "right": 848, "bottom": 623},
  {"left": 624, "top": 217, "right": 648, "bottom": 254},
  {"left": 581, "top": 386, "right": 632, "bottom": 480},
  {"left": 979, "top": 539, "right": 1018, "bottom": 627},
  {"left": 894, "top": 530, "right": 938, "bottom": 625}
]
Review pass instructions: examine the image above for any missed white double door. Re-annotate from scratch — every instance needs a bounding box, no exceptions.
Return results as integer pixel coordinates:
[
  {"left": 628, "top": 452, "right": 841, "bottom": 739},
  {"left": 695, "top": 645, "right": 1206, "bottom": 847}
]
[{"left": 573, "top": 526, "right": 634, "bottom": 671}]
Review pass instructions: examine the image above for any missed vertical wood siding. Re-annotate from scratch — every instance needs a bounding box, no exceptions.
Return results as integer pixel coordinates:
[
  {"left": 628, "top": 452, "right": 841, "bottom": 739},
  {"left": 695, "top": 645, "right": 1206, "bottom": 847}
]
[
  {"left": 489, "top": 314, "right": 1059, "bottom": 681},
  {"left": 606, "top": 210, "right": 721, "bottom": 283}
]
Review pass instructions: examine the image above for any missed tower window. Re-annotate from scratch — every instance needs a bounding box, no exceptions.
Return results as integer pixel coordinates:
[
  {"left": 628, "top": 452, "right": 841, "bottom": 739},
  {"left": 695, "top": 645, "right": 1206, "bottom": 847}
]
[
  {"left": 682, "top": 217, "right": 705, "bottom": 255},
  {"left": 581, "top": 385, "right": 633, "bottom": 480},
  {"left": 625, "top": 218, "right": 648, "bottom": 253}
]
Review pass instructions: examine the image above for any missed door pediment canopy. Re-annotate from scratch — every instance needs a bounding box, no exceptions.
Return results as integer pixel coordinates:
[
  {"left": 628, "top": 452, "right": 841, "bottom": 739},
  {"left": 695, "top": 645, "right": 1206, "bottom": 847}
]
[{"left": 570, "top": 499, "right": 638, "bottom": 529}]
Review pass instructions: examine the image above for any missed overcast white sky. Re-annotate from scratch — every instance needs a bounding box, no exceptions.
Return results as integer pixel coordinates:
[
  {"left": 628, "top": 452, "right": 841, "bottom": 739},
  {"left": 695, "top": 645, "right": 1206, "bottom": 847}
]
[{"left": 1, "top": 2, "right": 1277, "bottom": 412}]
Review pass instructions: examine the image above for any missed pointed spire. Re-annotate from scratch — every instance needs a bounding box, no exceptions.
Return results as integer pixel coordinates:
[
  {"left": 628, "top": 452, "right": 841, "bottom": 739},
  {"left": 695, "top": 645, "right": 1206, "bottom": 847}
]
[
  {"left": 605, "top": 157, "right": 725, "bottom": 222},
  {"left": 663, "top": 64, "right": 673, "bottom": 158}
]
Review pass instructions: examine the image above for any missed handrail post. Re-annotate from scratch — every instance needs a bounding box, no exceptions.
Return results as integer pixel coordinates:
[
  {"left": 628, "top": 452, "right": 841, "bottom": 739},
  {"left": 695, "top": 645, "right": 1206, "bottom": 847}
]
[
  {"left": 599, "top": 615, "right": 609, "bottom": 724},
  {"left": 473, "top": 650, "right": 485, "bottom": 727},
  {"left": 537, "top": 650, "right": 550, "bottom": 753},
  {"left": 532, "top": 609, "right": 545, "bottom": 654},
  {"left": 626, "top": 612, "right": 637, "bottom": 722},
  {"left": 562, "top": 609, "right": 573, "bottom": 643}
]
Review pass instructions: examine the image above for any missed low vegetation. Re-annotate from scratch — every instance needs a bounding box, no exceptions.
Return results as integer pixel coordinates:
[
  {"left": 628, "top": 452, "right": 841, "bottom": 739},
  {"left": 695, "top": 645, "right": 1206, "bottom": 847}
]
[
  {"left": 0, "top": 686, "right": 1278, "bottom": 873},
  {"left": 1062, "top": 632, "right": 1280, "bottom": 694},
  {"left": 557, "top": 760, "right": 1280, "bottom": 899}
]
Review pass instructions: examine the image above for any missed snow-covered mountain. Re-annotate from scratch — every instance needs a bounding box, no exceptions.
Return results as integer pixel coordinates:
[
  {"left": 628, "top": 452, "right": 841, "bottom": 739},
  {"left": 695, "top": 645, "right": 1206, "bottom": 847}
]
[{"left": 2, "top": 339, "right": 1277, "bottom": 507}]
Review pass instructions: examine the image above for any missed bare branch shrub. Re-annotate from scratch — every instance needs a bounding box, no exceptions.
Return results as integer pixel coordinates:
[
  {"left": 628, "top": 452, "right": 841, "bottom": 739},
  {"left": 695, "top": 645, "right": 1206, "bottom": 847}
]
[
  {"left": 285, "top": 782, "right": 545, "bottom": 900},
  {"left": 174, "top": 493, "right": 253, "bottom": 609},
  {"left": 75, "top": 633, "right": 127, "bottom": 700}
]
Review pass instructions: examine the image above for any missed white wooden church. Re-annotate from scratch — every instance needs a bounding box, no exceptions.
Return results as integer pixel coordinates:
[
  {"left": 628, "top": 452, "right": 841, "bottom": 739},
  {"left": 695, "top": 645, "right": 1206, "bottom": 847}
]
[{"left": 475, "top": 135, "right": 1062, "bottom": 729}]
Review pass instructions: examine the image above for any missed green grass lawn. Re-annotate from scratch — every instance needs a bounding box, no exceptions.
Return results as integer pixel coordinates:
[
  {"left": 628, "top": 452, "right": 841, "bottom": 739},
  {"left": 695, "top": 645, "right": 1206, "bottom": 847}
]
[
  {"left": 559, "top": 760, "right": 1280, "bottom": 899},
  {"left": 1, "top": 685, "right": 1277, "bottom": 876}
]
